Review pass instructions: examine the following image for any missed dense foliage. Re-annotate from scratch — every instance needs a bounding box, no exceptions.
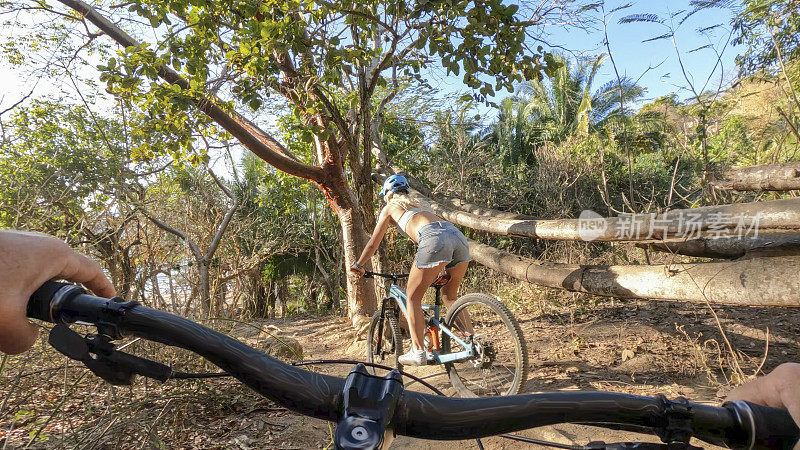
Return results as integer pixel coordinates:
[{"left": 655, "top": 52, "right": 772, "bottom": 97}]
[{"left": 0, "top": 0, "right": 797, "bottom": 317}]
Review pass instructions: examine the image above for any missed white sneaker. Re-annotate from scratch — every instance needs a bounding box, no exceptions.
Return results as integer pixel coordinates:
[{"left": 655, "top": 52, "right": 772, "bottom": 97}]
[{"left": 398, "top": 348, "right": 426, "bottom": 366}]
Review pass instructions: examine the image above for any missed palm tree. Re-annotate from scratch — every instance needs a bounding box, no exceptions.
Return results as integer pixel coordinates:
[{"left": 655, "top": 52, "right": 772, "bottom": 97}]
[
  {"left": 492, "top": 97, "right": 536, "bottom": 166},
  {"left": 491, "top": 53, "right": 645, "bottom": 158}
]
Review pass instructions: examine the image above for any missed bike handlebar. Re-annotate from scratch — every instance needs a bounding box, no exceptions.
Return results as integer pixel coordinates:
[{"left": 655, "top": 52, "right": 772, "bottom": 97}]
[
  {"left": 363, "top": 271, "right": 409, "bottom": 280},
  {"left": 27, "top": 281, "right": 800, "bottom": 449}
]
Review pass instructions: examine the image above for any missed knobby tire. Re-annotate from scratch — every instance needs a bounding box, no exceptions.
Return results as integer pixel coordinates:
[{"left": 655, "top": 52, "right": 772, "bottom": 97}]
[{"left": 443, "top": 293, "right": 528, "bottom": 397}]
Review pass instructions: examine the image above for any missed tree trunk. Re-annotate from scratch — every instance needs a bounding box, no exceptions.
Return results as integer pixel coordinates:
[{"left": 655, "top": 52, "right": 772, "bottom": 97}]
[
  {"left": 469, "top": 239, "right": 800, "bottom": 307},
  {"left": 267, "top": 281, "right": 276, "bottom": 318},
  {"left": 373, "top": 172, "right": 800, "bottom": 241},
  {"left": 711, "top": 162, "right": 800, "bottom": 191},
  {"left": 167, "top": 270, "right": 177, "bottom": 314},
  {"left": 312, "top": 247, "right": 338, "bottom": 310},
  {"left": 213, "top": 280, "right": 227, "bottom": 315},
  {"left": 150, "top": 269, "right": 165, "bottom": 308},
  {"left": 337, "top": 205, "right": 377, "bottom": 332},
  {"left": 277, "top": 279, "right": 287, "bottom": 317},
  {"left": 198, "top": 262, "right": 211, "bottom": 316},
  {"left": 119, "top": 246, "right": 136, "bottom": 300},
  {"left": 319, "top": 134, "right": 377, "bottom": 332},
  {"left": 255, "top": 281, "right": 267, "bottom": 318},
  {"left": 246, "top": 265, "right": 269, "bottom": 318},
  {"left": 637, "top": 233, "right": 800, "bottom": 259}
]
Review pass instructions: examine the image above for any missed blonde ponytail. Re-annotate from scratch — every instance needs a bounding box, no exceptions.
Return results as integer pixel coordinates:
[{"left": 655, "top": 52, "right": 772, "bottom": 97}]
[{"left": 386, "top": 191, "right": 431, "bottom": 212}]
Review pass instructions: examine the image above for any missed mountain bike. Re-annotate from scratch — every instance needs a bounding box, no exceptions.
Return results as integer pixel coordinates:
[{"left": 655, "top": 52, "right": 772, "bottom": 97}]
[
  {"left": 24, "top": 280, "right": 799, "bottom": 450},
  {"left": 364, "top": 270, "right": 526, "bottom": 397}
]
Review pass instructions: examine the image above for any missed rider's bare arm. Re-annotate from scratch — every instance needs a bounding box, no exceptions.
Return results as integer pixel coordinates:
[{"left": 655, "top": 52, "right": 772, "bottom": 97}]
[
  {"left": 350, "top": 206, "right": 395, "bottom": 276},
  {"left": 0, "top": 230, "right": 115, "bottom": 354}
]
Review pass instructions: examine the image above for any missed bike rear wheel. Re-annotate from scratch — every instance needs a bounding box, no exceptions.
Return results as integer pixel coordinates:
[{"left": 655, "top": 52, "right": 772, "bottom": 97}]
[
  {"left": 366, "top": 309, "right": 403, "bottom": 373},
  {"left": 442, "top": 293, "right": 528, "bottom": 397}
]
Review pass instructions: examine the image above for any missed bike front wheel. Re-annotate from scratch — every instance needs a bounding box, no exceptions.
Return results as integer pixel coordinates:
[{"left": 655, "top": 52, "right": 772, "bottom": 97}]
[
  {"left": 442, "top": 293, "right": 528, "bottom": 397},
  {"left": 366, "top": 309, "right": 403, "bottom": 373}
]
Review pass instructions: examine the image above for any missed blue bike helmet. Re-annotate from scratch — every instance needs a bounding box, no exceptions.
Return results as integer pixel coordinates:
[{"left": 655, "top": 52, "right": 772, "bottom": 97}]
[{"left": 379, "top": 174, "right": 409, "bottom": 196}]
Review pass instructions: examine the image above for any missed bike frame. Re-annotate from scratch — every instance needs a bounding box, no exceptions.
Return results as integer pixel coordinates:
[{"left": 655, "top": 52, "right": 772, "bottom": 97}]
[{"left": 377, "top": 280, "right": 474, "bottom": 364}]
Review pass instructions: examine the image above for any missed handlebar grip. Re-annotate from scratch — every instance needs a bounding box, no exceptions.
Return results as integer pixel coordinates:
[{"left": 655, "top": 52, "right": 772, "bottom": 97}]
[
  {"left": 27, "top": 281, "right": 84, "bottom": 323},
  {"left": 728, "top": 400, "right": 800, "bottom": 449}
]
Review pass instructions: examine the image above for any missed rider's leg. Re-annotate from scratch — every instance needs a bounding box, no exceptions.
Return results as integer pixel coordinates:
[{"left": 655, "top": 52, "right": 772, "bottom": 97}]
[
  {"left": 443, "top": 261, "right": 473, "bottom": 334},
  {"left": 404, "top": 261, "right": 448, "bottom": 351}
]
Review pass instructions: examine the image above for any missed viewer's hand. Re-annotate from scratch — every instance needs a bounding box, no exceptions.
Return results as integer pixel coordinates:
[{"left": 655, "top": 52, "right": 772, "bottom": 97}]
[
  {"left": 726, "top": 362, "right": 800, "bottom": 448},
  {"left": 0, "top": 230, "right": 115, "bottom": 354}
]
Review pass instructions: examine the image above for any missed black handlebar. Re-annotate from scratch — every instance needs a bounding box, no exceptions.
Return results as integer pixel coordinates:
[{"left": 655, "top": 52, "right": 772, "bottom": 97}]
[
  {"left": 363, "top": 271, "right": 409, "bottom": 280},
  {"left": 26, "top": 281, "right": 800, "bottom": 449}
]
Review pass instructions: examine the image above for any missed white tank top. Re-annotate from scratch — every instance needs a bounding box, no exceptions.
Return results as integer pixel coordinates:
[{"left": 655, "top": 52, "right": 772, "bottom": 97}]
[{"left": 396, "top": 207, "right": 425, "bottom": 233}]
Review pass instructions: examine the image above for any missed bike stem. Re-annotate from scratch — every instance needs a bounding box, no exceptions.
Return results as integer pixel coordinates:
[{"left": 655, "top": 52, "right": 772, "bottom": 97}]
[{"left": 335, "top": 364, "right": 404, "bottom": 450}]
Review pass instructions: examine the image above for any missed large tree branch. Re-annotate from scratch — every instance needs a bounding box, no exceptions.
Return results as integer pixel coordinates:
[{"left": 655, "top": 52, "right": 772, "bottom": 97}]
[
  {"left": 470, "top": 240, "right": 800, "bottom": 307},
  {"left": 775, "top": 106, "right": 800, "bottom": 142},
  {"left": 203, "top": 167, "right": 239, "bottom": 259},
  {"left": 206, "top": 167, "right": 234, "bottom": 200},
  {"left": 235, "top": 115, "right": 301, "bottom": 162},
  {"left": 710, "top": 162, "right": 800, "bottom": 192},
  {"left": 365, "top": 31, "right": 399, "bottom": 97},
  {"left": 637, "top": 233, "right": 800, "bottom": 259},
  {"left": 58, "top": 0, "right": 324, "bottom": 183},
  {"left": 273, "top": 51, "right": 351, "bottom": 145}
]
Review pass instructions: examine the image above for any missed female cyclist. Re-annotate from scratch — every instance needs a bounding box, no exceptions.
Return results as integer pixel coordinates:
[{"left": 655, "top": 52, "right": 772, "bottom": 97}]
[{"left": 350, "top": 175, "right": 471, "bottom": 366}]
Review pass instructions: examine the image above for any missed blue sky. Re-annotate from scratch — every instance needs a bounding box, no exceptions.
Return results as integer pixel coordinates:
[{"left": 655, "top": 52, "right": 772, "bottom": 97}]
[
  {"left": 422, "top": 0, "right": 740, "bottom": 120},
  {"left": 564, "top": 0, "right": 739, "bottom": 103}
]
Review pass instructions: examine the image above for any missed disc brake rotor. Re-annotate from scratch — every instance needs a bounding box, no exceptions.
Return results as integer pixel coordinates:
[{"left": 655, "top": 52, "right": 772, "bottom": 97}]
[{"left": 470, "top": 336, "right": 496, "bottom": 369}]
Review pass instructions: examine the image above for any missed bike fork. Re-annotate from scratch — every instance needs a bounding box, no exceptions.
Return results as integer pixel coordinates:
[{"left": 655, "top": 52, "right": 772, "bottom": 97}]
[{"left": 373, "top": 297, "right": 393, "bottom": 356}]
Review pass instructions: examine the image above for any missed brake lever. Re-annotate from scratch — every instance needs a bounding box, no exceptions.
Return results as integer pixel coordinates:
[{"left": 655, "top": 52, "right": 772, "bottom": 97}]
[{"left": 48, "top": 324, "right": 173, "bottom": 385}]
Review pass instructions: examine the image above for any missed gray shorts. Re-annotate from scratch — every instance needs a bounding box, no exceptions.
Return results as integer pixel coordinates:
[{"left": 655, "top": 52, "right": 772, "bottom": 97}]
[{"left": 414, "top": 222, "right": 471, "bottom": 269}]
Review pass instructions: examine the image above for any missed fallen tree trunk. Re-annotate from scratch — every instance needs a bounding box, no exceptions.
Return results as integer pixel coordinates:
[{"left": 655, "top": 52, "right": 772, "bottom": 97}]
[
  {"left": 442, "top": 197, "right": 534, "bottom": 220},
  {"left": 422, "top": 193, "right": 800, "bottom": 241},
  {"left": 469, "top": 240, "right": 800, "bottom": 307},
  {"left": 711, "top": 162, "right": 800, "bottom": 191},
  {"left": 637, "top": 233, "right": 800, "bottom": 259}
]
